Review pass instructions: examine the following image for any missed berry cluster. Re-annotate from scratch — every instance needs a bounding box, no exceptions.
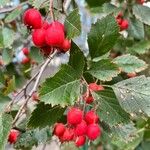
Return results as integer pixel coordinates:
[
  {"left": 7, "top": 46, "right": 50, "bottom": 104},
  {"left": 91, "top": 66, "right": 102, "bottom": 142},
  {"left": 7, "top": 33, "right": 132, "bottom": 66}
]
[
  {"left": 54, "top": 108, "right": 101, "bottom": 147},
  {"left": 116, "top": 12, "right": 129, "bottom": 31},
  {"left": 8, "top": 129, "right": 20, "bottom": 144},
  {"left": 83, "top": 83, "right": 104, "bottom": 104},
  {"left": 23, "top": 8, "right": 71, "bottom": 56}
]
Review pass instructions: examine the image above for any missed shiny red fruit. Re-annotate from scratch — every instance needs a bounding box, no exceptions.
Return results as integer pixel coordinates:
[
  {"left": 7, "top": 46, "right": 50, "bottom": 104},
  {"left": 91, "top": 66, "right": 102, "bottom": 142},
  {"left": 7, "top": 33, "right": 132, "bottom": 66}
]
[
  {"left": 45, "top": 26, "right": 65, "bottom": 47},
  {"left": 89, "top": 83, "right": 104, "bottom": 91},
  {"left": 67, "top": 108, "right": 83, "bottom": 125},
  {"left": 8, "top": 129, "right": 20, "bottom": 144},
  {"left": 54, "top": 123, "right": 66, "bottom": 137},
  {"left": 87, "top": 124, "right": 101, "bottom": 140},
  {"left": 51, "top": 21, "right": 65, "bottom": 31},
  {"left": 32, "top": 29, "right": 46, "bottom": 47},
  {"left": 42, "top": 21, "right": 50, "bottom": 29},
  {"left": 61, "top": 128, "right": 74, "bottom": 142},
  {"left": 75, "top": 136, "right": 86, "bottom": 147},
  {"left": 21, "top": 57, "right": 30, "bottom": 64},
  {"left": 120, "top": 19, "right": 129, "bottom": 31},
  {"left": 61, "top": 39, "right": 71, "bottom": 52},
  {"left": 23, "top": 8, "right": 42, "bottom": 29},
  {"left": 22, "top": 47, "right": 29, "bottom": 55},
  {"left": 85, "top": 110, "right": 99, "bottom": 125},
  {"left": 75, "top": 120, "right": 87, "bottom": 136}
]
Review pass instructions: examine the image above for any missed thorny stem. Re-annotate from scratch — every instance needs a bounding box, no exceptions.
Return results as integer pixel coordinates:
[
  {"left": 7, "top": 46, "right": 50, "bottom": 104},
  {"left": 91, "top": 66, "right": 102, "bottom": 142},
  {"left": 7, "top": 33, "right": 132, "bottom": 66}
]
[
  {"left": 12, "top": 50, "right": 58, "bottom": 126},
  {"left": 50, "top": 0, "right": 55, "bottom": 21}
]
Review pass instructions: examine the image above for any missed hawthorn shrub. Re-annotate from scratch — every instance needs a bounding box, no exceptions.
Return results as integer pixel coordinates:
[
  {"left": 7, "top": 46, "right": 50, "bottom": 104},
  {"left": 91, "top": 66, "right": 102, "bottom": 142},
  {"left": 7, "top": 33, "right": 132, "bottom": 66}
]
[{"left": 0, "top": 0, "right": 150, "bottom": 150}]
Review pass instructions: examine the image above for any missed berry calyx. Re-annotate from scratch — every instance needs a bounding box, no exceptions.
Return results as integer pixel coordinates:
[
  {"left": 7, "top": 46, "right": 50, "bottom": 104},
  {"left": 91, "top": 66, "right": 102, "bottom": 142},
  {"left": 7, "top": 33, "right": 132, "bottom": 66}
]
[
  {"left": 8, "top": 129, "right": 20, "bottom": 144},
  {"left": 45, "top": 25, "right": 65, "bottom": 47},
  {"left": 54, "top": 123, "right": 66, "bottom": 137},
  {"left": 86, "top": 124, "right": 101, "bottom": 140},
  {"left": 32, "top": 29, "right": 46, "bottom": 47},
  {"left": 75, "top": 136, "right": 86, "bottom": 147},
  {"left": 75, "top": 120, "right": 87, "bottom": 136},
  {"left": 85, "top": 110, "right": 99, "bottom": 125},
  {"left": 22, "top": 47, "right": 29, "bottom": 55},
  {"left": 21, "top": 57, "right": 30, "bottom": 64},
  {"left": 120, "top": 19, "right": 129, "bottom": 31},
  {"left": 89, "top": 83, "right": 104, "bottom": 91},
  {"left": 23, "top": 8, "right": 42, "bottom": 29},
  {"left": 60, "top": 39, "right": 71, "bottom": 52},
  {"left": 67, "top": 107, "right": 83, "bottom": 125}
]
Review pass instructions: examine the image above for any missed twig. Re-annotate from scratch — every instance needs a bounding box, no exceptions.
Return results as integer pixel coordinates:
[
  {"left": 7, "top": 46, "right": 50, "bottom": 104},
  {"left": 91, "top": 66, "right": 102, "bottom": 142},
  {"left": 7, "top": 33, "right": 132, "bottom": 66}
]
[
  {"left": 12, "top": 50, "right": 58, "bottom": 126},
  {"left": 50, "top": 0, "right": 55, "bottom": 21},
  {"left": 0, "top": 1, "right": 29, "bottom": 14}
]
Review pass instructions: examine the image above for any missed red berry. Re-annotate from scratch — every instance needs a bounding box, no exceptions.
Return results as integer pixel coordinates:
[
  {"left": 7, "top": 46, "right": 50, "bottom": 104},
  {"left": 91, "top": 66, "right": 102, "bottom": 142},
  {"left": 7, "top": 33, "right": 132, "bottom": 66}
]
[
  {"left": 54, "top": 123, "right": 66, "bottom": 137},
  {"left": 40, "top": 46, "right": 52, "bottom": 56},
  {"left": 87, "top": 124, "right": 101, "bottom": 140},
  {"left": 21, "top": 57, "right": 30, "bottom": 64},
  {"left": 84, "top": 95, "right": 94, "bottom": 104},
  {"left": 22, "top": 47, "right": 29, "bottom": 55},
  {"left": 51, "top": 21, "right": 65, "bottom": 31},
  {"left": 75, "top": 120, "right": 87, "bottom": 136},
  {"left": 32, "top": 92, "right": 39, "bottom": 101},
  {"left": 61, "top": 128, "right": 74, "bottom": 142},
  {"left": 85, "top": 110, "right": 99, "bottom": 125},
  {"left": 32, "top": 29, "right": 46, "bottom": 47},
  {"left": 67, "top": 108, "right": 83, "bottom": 125},
  {"left": 127, "top": 72, "right": 137, "bottom": 78},
  {"left": 8, "top": 129, "right": 20, "bottom": 144},
  {"left": 120, "top": 19, "right": 129, "bottom": 31},
  {"left": 89, "top": 83, "right": 104, "bottom": 91},
  {"left": 116, "top": 12, "right": 123, "bottom": 19},
  {"left": 60, "top": 39, "right": 71, "bottom": 52},
  {"left": 116, "top": 18, "right": 123, "bottom": 25},
  {"left": 23, "top": 8, "right": 42, "bottom": 29},
  {"left": 75, "top": 136, "right": 86, "bottom": 147},
  {"left": 45, "top": 26, "right": 65, "bottom": 47}
]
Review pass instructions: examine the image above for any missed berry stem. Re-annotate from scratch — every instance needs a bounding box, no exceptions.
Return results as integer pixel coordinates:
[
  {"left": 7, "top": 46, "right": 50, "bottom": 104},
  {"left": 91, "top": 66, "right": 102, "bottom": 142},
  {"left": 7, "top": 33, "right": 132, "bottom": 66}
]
[
  {"left": 50, "top": 0, "right": 55, "bottom": 21},
  {"left": 12, "top": 50, "right": 58, "bottom": 126}
]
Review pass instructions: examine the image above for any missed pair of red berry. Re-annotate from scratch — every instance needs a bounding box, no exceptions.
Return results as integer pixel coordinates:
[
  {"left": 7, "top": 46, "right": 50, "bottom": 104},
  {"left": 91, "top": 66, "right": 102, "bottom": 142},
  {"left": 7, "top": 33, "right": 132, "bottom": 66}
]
[
  {"left": 54, "top": 108, "right": 101, "bottom": 147},
  {"left": 23, "top": 8, "right": 71, "bottom": 56},
  {"left": 8, "top": 129, "right": 20, "bottom": 144},
  {"left": 83, "top": 83, "right": 104, "bottom": 104},
  {"left": 116, "top": 12, "right": 129, "bottom": 31},
  {"left": 21, "top": 47, "right": 30, "bottom": 64}
]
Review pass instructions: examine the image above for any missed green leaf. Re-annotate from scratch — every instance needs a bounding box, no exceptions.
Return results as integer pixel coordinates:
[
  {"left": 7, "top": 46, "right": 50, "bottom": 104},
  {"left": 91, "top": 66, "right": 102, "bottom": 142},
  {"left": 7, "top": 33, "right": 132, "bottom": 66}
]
[
  {"left": 113, "top": 76, "right": 150, "bottom": 117},
  {"left": 14, "top": 127, "right": 51, "bottom": 149},
  {"left": 30, "top": 47, "right": 43, "bottom": 63},
  {"left": 65, "top": 9, "right": 81, "bottom": 39},
  {"left": 0, "top": 113, "right": 13, "bottom": 150},
  {"left": 0, "top": 29, "right": 3, "bottom": 48},
  {"left": 85, "top": 0, "right": 110, "bottom": 7},
  {"left": 111, "top": 123, "right": 138, "bottom": 142},
  {"left": 32, "top": 0, "right": 47, "bottom": 8},
  {"left": 94, "top": 89, "right": 129, "bottom": 126},
  {"left": 128, "top": 17, "right": 144, "bottom": 40},
  {"left": 69, "top": 42, "right": 85, "bottom": 76},
  {"left": 133, "top": 4, "right": 150, "bottom": 26},
  {"left": 0, "top": 93, "right": 10, "bottom": 112},
  {"left": 2, "top": 48, "right": 13, "bottom": 65},
  {"left": 5, "top": 7, "right": 23, "bottom": 23},
  {"left": 2, "top": 28, "right": 15, "bottom": 48},
  {"left": 28, "top": 103, "right": 65, "bottom": 128},
  {"left": 113, "top": 54, "right": 147, "bottom": 73},
  {"left": 127, "top": 41, "right": 150, "bottom": 54},
  {"left": 88, "top": 59, "right": 120, "bottom": 81},
  {"left": 88, "top": 15, "right": 119, "bottom": 59},
  {"left": 40, "top": 65, "right": 81, "bottom": 107}
]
